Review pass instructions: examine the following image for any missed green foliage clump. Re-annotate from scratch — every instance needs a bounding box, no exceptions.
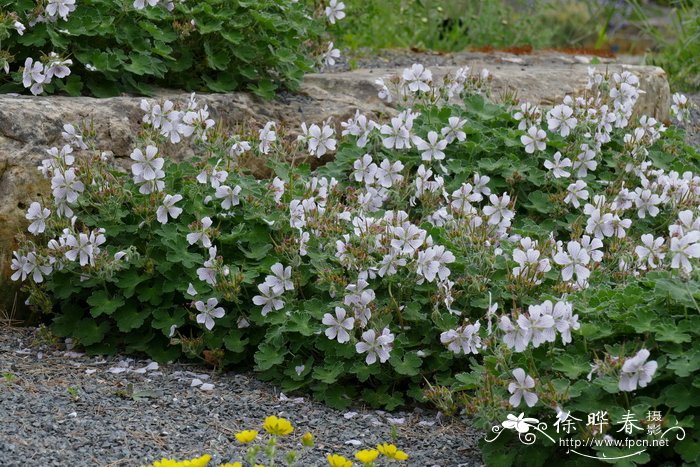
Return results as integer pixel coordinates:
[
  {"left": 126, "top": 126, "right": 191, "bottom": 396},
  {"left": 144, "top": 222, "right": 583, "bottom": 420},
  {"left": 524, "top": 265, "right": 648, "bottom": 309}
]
[
  {"left": 0, "top": 0, "right": 323, "bottom": 98},
  {"left": 10, "top": 64, "right": 700, "bottom": 466}
]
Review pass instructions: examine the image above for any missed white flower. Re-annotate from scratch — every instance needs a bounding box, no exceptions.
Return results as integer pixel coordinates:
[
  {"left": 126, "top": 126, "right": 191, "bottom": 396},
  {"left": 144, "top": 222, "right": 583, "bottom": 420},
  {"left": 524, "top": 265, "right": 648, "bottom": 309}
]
[
  {"left": 440, "top": 322, "right": 482, "bottom": 354},
  {"left": 547, "top": 104, "right": 577, "bottom": 137},
  {"left": 14, "top": 21, "right": 26, "bottom": 35},
  {"left": 186, "top": 217, "right": 213, "bottom": 248},
  {"left": 376, "top": 159, "right": 404, "bottom": 188},
  {"left": 352, "top": 154, "right": 378, "bottom": 185},
  {"left": 416, "top": 245, "right": 455, "bottom": 283},
  {"left": 573, "top": 144, "right": 597, "bottom": 177},
  {"left": 51, "top": 168, "right": 84, "bottom": 206},
  {"left": 25, "top": 252, "right": 53, "bottom": 283},
  {"left": 633, "top": 188, "right": 661, "bottom": 218},
  {"left": 585, "top": 209, "right": 614, "bottom": 239},
  {"left": 61, "top": 124, "right": 88, "bottom": 150},
  {"left": 508, "top": 368, "right": 537, "bottom": 407},
  {"left": 564, "top": 180, "right": 589, "bottom": 208},
  {"left": 390, "top": 223, "right": 426, "bottom": 254},
  {"left": 355, "top": 328, "right": 394, "bottom": 365},
  {"left": 22, "top": 57, "right": 46, "bottom": 95},
  {"left": 130, "top": 145, "right": 164, "bottom": 181},
  {"left": 483, "top": 193, "right": 514, "bottom": 225},
  {"left": 619, "top": 349, "right": 657, "bottom": 392},
  {"left": 325, "top": 0, "right": 346, "bottom": 24},
  {"left": 46, "top": 0, "right": 76, "bottom": 21},
  {"left": 402, "top": 64, "right": 432, "bottom": 93},
  {"left": 414, "top": 131, "right": 447, "bottom": 161},
  {"left": 322, "top": 307, "right": 355, "bottom": 343},
  {"left": 670, "top": 93, "right": 690, "bottom": 123},
  {"left": 134, "top": 0, "right": 160, "bottom": 10},
  {"left": 215, "top": 185, "right": 242, "bottom": 210},
  {"left": 258, "top": 121, "right": 277, "bottom": 154},
  {"left": 518, "top": 305, "right": 555, "bottom": 348},
  {"left": 544, "top": 152, "right": 572, "bottom": 178},
  {"left": 265, "top": 263, "right": 294, "bottom": 294},
  {"left": 44, "top": 53, "right": 72, "bottom": 80},
  {"left": 670, "top": 231, "right": 700, "bottom": 272},
  {"left": 156, "top": 194, "right": 183, "bottom": 224},
  {"left": 26, "top": 202, "right": 51, "bottom": 235},
  {"left": 10, "top": 252, "right": 31, "bottom": 282},
  {"left": 499, "top": 316, "right": 531, "bottom": 352},
  {"left": 307, "top": 123, "right": 336, "bottom": 157},
  {"left": 252, "top": 283, "right": 284, "bottom": 316},
  {"left": 322, "top": 42, "right": 341, "bottom": 67},
  {"left": 635, "top": 234, "right": 665, "bottom": 269},
  {"left": 521, "top": 126, "right": 546, "bottom": 153},
  {"left": 380, "top": 117, "right": 411, "bottom": 150},
  {"left": 441, "top": 116, "right": 467, "bottom": 143},
  {"left": 65, "top": 233, "right": 94, "bottom": 266},
  {"left": 195, "top": 298, "right": 225, "bottom": 331},
  {"left": 553, "top": 240, "right": 590, "bottom": 282}
]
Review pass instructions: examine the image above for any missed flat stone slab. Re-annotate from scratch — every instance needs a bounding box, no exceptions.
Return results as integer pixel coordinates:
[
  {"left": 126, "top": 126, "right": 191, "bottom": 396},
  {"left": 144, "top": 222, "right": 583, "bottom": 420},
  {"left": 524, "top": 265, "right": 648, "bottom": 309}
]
[{"left": 0, "top": 52, "right": 671, "bottom": 315}]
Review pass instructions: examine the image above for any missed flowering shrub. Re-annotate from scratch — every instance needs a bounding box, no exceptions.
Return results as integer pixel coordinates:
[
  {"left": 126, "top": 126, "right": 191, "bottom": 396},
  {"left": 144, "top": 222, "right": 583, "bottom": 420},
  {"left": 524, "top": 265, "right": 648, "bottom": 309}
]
[
  {"left": 10, "top": 61, "right": 700, "bottom": 464},
  {"left": 142, "top": 415, "right": 408, "bottom": 466},
  {"left": 0, "top": 0, "right": 338, "bottom": 97}
]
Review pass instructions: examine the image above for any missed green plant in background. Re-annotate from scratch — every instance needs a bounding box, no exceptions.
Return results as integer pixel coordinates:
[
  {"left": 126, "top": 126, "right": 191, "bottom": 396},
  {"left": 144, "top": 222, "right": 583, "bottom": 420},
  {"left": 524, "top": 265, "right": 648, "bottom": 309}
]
[
  {"left": 628, "top": 0, "right": 700, "bottom": 92},
  {"left": 0, "top": 0, "right": 326, "bottom": 98},
  {"left": 9, "top": 61, "right": 700, "bottom": 465},
  {"left": 334, "top": 0, "right": 625, "bottom": 52}
]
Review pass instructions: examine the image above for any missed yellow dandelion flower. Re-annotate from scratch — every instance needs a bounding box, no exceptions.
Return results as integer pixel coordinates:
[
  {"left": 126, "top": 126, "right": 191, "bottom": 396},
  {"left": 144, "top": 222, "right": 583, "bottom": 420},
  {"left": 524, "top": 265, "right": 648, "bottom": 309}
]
[
  {"left": 377, "top": 443, "right": 409, "bottom": 461},
  {"left": 145, "top": 455, "right": 212, "bottom": 467},
  {"left": 234, "top": 429, "right": 258, "bottom": 443},
  {"left": 301, "top": 432, "right": 314, "bottom": 447},
  {"left": 327, "top": 454, "right": 353, "bottom": 467},
  {"left": 355, "top": 449, "right": 380, "bottom": 463},
  {"left": 262, "top": 415, "right": 294, "bottom": 436}
]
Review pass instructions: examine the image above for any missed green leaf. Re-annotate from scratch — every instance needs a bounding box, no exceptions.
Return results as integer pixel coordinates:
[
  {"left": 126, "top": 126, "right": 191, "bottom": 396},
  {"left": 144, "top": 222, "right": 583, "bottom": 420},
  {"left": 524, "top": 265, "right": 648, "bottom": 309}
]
[{"left": 87, "top": 291, "right": 124, "bottom": 317}]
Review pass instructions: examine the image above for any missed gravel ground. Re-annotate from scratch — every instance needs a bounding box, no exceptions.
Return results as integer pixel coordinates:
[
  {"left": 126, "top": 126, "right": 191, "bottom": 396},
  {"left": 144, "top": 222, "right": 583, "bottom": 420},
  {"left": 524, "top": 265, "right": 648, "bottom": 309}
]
[
  {"left": 679, "top": 93, "right": 700, "bottom": 150},
  {"left": 0, "top": 327, "right": 483, "bottom": 467}
]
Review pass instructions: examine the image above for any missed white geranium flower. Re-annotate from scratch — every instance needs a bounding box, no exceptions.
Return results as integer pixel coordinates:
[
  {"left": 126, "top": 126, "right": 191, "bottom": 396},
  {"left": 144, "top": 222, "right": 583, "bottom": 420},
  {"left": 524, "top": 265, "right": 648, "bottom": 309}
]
[
  {"left": 26, "top": 202, "right": 51, "bottom": 235},
  {"left": 22, "top": 57, "right": 46, "bottom": 95},
  {"left": 544, "top": 152, "right": 572, "bottom": 178},
  {"left": 380, "top": 117, "right": 411, "bottom": 150},
  {"left": 186, "top": 217, "right": 213, "bottom": 248},
  {"left": 130, "top": 145, "right": 163, "bottom": 181},
  {"left": 414, "top": 131, "right": 447, "bottom": 161},
  {"left": 564, "top": 180, "right": 589, "bottom": 208},
  {"left": 355, "top": 328, "right": 394, "bottom": 365},
  {"left": 402, "top": 64, "right": 432, "bottom": 93},
  {"left": 322, "top": 307, "right": 355, "bottom": 343},
  {"left": 633, "top": 188, "right": 662, "bottom": 219},
  {"left": 195, "top": 297, "right": 225, "bottom": 331},
  {"left": 508, "top": 368, "right": 538, "bottom": 407},
  {"left": 521, "top": 126, "right": 546, "bottom": 153},
  {"left": 547, "top": 104, "right": 577, "bottom": 137},
  {"left": 215, "top": 185, "right": 242, "bottom": 210},
  {"left": 252, "top": 283, "right": 284, "bottom": 316},
  {"left": 499, "top": 316, "right": 531, "bottom": 352},
  {"left": 619, "top": 349, "right": 657, "bottom": 392},
  {"left": 553, "top": 240, "right": 590, "bottom": 282},
  {"left": 635, "top": 234, "right": 665, "bottom": 269},
  {"left": 307, "top": 123, "right": 336, "bottom": 157},
  {"left": 483, "top": 193, "right": 514, "bottom": 225},
  {"left": 265, "top": 263, "right": 294, "bottom": 294},
  {"left": 670, "top": 231, "right": 700, "bottom": 272},
  {"left": 440, "top": 322, "right": 482, "bottom": 355},
  {"left": 156, "top": 194, "right": 183, "bottom": 224},
  {"left": 322, "top": 42, "right": 341, "bottom": 67},
  {"left": 46, "top": 0, "right": 76, "bottom": 21},
  {"left": 376, "top": 159, "right": 404, "bottom": 188},
  {"left": 441, "top": 116, "right": 467, "bottom": 143},
  {"left": 518, "top": 305, "right": 555, "bottom": 348},
  {"left": 258, "top": 121, "right": 277, "bottom": 154},
  {"left": 325, "top": 0, "right": 345, "bottom": 24}
]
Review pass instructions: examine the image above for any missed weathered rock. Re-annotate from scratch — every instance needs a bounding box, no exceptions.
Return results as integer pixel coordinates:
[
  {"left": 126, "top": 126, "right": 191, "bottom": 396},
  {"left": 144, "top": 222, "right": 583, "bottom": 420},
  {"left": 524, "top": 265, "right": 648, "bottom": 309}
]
[{"left": 0, "top": 55, "right": 672, "bottom": 317}]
